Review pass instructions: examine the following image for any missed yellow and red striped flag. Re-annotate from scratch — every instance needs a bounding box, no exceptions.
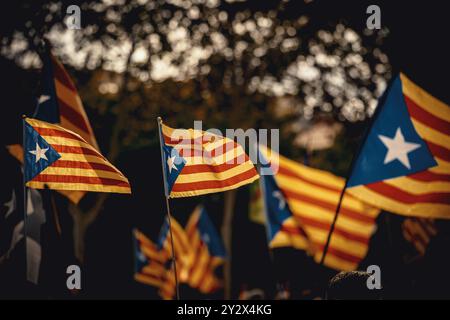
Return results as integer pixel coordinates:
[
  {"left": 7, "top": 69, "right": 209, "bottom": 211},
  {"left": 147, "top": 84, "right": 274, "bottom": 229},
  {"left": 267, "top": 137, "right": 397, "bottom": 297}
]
[
  {"left": 347, "top": 73, "right": 450, "bottom": 219},
  {"left": 185, "top": 206, "right": 226, "bottom": 294},
  {"left": 23, "top": 118, "right": 131, "bottom": 194},
  {"left": 158, "top": 119, "right": 259, "bottom": 198},
  {"left": 259, "top": 145, "right": 380, "bottom": 271},
  {"left": 133, "top": 229, "right": 171, "bottom": 289}
]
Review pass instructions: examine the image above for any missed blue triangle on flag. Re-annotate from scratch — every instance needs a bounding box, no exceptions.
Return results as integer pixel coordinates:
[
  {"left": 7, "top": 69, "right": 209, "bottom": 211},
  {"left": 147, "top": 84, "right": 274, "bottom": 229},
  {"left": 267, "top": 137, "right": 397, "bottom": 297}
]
[
  {"left": 24, "top": 120, "right": 61, "bottom": 182},
  {"left": 347, "top": 75, "right": 437, "bottom": 187},
  {"left": 197, "top": 207, "right": 227, "bottom": 258},
  {"left": 162, "top": 144, "right": 186, "bottom": 195}
]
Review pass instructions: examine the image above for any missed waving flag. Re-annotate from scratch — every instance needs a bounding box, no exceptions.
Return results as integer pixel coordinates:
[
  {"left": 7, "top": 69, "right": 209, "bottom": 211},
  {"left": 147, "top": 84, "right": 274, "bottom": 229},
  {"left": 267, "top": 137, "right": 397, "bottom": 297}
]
[
  {"left": 23, "top": 118, "right": 131, "bottom": 194},
  {"left": 35, "top": 50, "right": 98, "bottom": 149},
  {"left": 158, "top": 119, "right": 259, "bottom": 198},
  {"left": 259, "top": 145, "right": 380, "bottom": 271},
  {"left": 133, "top": 229, "right": 172, "bottom": 294},
  {"left": 258, "top": 160, "right": 311, "bottom": 252},
  {"left": 185, "top": 206, "right": 226, "bottom": 294},
  {"left": 347, "top": 73, "right": 450, "bottom": 219}
]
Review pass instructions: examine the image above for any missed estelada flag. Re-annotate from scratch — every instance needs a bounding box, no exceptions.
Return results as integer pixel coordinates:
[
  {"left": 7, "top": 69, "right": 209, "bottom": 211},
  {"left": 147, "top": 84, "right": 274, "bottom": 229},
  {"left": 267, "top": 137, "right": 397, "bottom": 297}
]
[
  {"left": 259, "top": 145, "right": 380, "bottom": 271},
  {"left": 158, "top": 120, "right": 259, "bottom": 198},
  {"left": 347, "top": 73, "right": 450, "bottom": 219},
  {"left": 23, "top": 118, "right": 131, "bottom": 194},
  {"left": 185, "top": 206, "right": 226, "bottom": 294}
]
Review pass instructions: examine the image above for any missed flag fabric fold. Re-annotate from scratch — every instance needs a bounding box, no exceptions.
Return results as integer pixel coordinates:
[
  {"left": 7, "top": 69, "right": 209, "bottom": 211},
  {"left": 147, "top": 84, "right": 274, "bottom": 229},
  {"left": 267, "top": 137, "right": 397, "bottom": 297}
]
[
  {"left": 258, "top": 145, "right": 380, "bottom": 271},
  {"left": 159, "top": 121, "right": 259, "bottom": 198},
  {"left": 185, "top": 206, "right": 226, "bottom": 294},
  {"left": 24, "top": 118, "right": 131, "bottom": 194}
]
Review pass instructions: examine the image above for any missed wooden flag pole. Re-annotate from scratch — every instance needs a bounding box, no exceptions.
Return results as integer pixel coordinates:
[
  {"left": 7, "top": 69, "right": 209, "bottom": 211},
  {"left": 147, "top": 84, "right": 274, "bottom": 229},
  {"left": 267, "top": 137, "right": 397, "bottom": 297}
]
[{"left": 156, "top": 117, "right": 180, "bottom": 300}]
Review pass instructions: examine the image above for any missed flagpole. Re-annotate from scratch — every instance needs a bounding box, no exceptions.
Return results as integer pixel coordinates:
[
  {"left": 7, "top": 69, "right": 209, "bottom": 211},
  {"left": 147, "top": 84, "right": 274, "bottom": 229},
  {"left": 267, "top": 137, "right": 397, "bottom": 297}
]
[
  {"left": 319, "top": 75, "right": 398, "bottom": 266},
  {"left": 156, "top": 117, "right": 180, "bottom": 300},
  {"left": 22, "top": 115, "right": 29, "bottom": 281}
]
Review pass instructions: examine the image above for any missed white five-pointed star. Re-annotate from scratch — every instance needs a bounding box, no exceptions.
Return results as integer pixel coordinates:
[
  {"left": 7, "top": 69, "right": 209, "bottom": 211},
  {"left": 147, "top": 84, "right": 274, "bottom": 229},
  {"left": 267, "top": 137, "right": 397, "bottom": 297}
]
[
  {"left": 38, "top": 95, "right": 51, "bottom": 104},
  {"left": 29, "top": 143, "right": 49, "bottom": 163},
  {"left": 378, "top": 127, "right": 421, "bottom": 169},
  {"left": 272, "top": 190, "right": 286, "bottom": 210},
  {"left": 167, "top": 155, "right": 178, "bottom": 173}
]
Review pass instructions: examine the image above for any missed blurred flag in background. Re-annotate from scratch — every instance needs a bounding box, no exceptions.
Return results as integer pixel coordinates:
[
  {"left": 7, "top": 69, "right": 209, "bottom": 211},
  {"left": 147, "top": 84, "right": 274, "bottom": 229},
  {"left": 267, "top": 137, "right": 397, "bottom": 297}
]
[
  {"left": 258, "top": 145, "right": 380, "bottom": 271},
  {"left": 185, "top": 206, "right": 226, "bottom": 294}
]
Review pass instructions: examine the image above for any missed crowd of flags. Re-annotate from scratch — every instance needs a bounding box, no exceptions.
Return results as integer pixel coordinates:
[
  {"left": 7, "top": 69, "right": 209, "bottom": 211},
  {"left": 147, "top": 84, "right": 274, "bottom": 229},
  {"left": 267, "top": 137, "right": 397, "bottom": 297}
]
[{"left": 1, "top": 45, "right": 449, "bottom": 298}]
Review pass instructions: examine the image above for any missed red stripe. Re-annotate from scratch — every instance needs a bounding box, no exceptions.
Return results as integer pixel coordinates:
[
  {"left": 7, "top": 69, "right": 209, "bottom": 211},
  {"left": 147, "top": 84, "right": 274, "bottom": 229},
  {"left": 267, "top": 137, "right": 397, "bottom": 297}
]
[
  {"left": 278, "top": 165, "right": 342, "bottom": 194},
  {"left": 169, "top": 226, "right": 190, "bottom": 255},
  {"left": 424, "top": 140, "right": 450, "bottom": 162},
  {"left": 51, "top": 55, "right": 77, "bottom": 92},
  {"left": 51, "top": 159, "right": 120, "bottom": 174},
  {"left": 280, "top": 224, "right": 308, "bottom": 238},
  {"left": 279, "top": 227, "right": 363, "bottom": 264},
  {"left": 196, "top": 255, "right": 214, "bottom": 291},
  {"left": 58, "top": 98, "right": 91, "bottom": 135},
  {"left": 177, "top": 141, "right": 239, "bottom": 158},
  {"left": 171, "top": 167, "right": 257, "bottom": 192},
  {"left": 164, "top": 133, "right": 217, "bottom": 146},
  {"left": 31, "top": 174, "right": 129, "bottom": 187},
  {"left": 317, "top": 244, "right": 362, "bottom": 264},
  {"left": 409, "top": 170, "right": 450, "bottom": 182},
  {"left": 33, "top": 127, "right": 86, "bottom": 143},
  {"left": 366, "top": 182, "right": 450, "bottom": 205},
  {"left": 283, "top": 189, "right": 375, "bottom": 225},
  {"left": 52, "top": 144, "right": 103, "bottom": 158},
  {"left": 181, "top": 162, "right": 245, "bottom": 174},
  {"left": 405, "top": 95, "right": 450, "bottom": 136}
]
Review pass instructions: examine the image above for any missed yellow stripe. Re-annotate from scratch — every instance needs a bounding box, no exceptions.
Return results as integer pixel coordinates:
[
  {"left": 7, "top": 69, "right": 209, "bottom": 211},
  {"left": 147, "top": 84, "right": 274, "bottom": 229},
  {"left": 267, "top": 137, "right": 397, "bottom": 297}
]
[
  {"left": 411, "top": 119, "right": 450, "bottom": 150},
  {"left": 176, "top": 161, "right": 255, "bottom": 183},
  {"left": 276, "top": 174, "right": 377, "bottom": 215},
  {"left": 190, "top": 247, "right": 210, "bottom": 287},
  {"left": 306, "top": 228, "right": 369, "bottom": 258},
  {"left": 142, "top": 264, "right": 167, "bottom": 278},
  {"left": 384, "top": 176, "right": 450, "bottom": 194},
  {"left": 348, "top": 185, "right": 450, "bottom": 219},
  {"left": 400, "top": 73, "right": 450, "bottom": 123},
  {"left": 162, "top": 123, "right": 205, "bottom": 140},
  {"left": 54, "top": 79, "right": 85, "bottom": 114},
  {"left": 26, "top": 180, "right": 131, "bottom": 194},
  {"left": 60, "top": 116, "right": 98, "bottom": 150},
  {"left": 169, "top": 174, "right": 259, "bottom": 198},
  {"left": 270, "top": 231, "right": 310, "bottom": 250},
  {"left": 41, "top": 134, "right": 99, "bottom": 151},
  {"left": 57, "top": 189, "right": 85, "bottom": 204},
  {"left": 39, "top": 166, "right": 129, "bottom": 183},
  {"left": 260, "top": 145, "right": 345, "bottom": 190},
  {"left": 134, "top": 273, "right": 164, "bottom": 288},
  {"left": 315, "top": 254, "right": 357, "bottom": 271},
  {"left": 182, "top": 147, "right": 246, "bottom": 166}
]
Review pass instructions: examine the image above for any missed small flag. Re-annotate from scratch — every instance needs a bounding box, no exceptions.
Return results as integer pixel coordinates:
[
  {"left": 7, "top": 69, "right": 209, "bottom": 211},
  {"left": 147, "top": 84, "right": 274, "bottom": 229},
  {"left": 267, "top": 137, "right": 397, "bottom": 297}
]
[
  {"left": 185, "top": 206, "right": 226, "bottom": 294},
  {"left": 158, "top": 120, "right": 259, "bottom": 198},
  {"left": 259, "top": 145, "right": 380, "bottom": 271},
  {"left": 347, "top": 73, "right": 450, "bottom": 219},
  {"left": 24, "top": 118, "right": 131, "bottom": 194},
  {"left": 133, "top": 229, "right": 171, "bottom": 291}
]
